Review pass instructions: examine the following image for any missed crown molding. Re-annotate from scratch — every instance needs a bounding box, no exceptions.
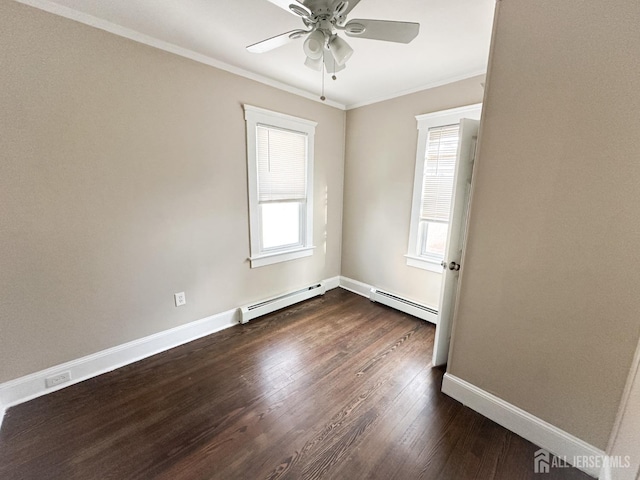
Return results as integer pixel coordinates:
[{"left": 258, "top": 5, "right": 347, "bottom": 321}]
[
  {"left": 14, "top": 0, "right": 347, "bottom": 110},
  {"left": 345, "top": 70, "right": 486, "bottom": 110}
]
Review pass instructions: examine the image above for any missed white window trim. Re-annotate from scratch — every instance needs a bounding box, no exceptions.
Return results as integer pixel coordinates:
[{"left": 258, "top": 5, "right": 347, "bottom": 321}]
[
  {"left": 249, "top": 246, "right": 316, "bottom": 268},
  {"left": 244, "top": 105, "right": 317, "bottom": 268},
  {"left": 404, "top": 254, "right": 444, "bottom": 273},
  {"left": 406, "top": 103, "right": 482, "bottom": 272}
]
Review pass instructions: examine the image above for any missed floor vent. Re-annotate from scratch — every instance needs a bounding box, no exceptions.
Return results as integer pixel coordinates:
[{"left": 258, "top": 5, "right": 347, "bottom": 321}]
[
  {"left": 240, "top": 282, "right": 326, "bottom": 324},
  {"left": 369, "top": 288, "right": 438, "bottom": 324}
]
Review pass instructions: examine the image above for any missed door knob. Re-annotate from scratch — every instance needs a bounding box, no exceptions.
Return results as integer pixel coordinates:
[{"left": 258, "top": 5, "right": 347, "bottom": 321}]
[{"left": 448, "top": 261, "right": 461, "bottom": 271}]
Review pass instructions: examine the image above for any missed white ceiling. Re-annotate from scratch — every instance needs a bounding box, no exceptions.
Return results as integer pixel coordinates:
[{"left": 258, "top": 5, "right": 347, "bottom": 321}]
[{"left": 22, "top": 0, "right": 496, "bottom": 109}]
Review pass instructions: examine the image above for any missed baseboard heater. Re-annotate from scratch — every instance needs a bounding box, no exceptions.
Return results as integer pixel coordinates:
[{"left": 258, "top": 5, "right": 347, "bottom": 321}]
[
  {"left": 240, "top": 282, "right": 327, "bottom": 324},
  {"left": 369, "top": 288, "right": 438, "bottom": 324}
]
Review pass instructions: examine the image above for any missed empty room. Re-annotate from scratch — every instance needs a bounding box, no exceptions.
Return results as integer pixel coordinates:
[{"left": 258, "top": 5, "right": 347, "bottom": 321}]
[{"left": 1, "top": 0, "right": 639, "bottom": 479}]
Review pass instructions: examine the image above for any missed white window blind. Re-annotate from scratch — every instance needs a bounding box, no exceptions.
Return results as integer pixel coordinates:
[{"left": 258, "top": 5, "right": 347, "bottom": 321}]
[
  {"left": 420, "top": 124, "right": 460, "bottom": 222},
  {"left": 257, "top": 126, "right": 307, "bottom": 203}
]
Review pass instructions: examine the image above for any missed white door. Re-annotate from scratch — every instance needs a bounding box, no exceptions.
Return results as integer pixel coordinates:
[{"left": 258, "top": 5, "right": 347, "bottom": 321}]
[{"left": 432, "top": 118, "right": 480, "bottom": 366}]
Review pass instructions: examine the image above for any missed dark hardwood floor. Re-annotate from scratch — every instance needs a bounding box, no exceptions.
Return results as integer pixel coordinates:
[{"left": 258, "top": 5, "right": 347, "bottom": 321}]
[{"left": 0, "top": 289, "right": 591, "bottom": 479}]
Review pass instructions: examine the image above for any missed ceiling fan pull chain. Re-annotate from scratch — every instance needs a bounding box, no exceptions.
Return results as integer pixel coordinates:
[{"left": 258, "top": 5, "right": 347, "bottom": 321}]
[{"left": 320, "top": 66, "right": 326, "bottom": 101}]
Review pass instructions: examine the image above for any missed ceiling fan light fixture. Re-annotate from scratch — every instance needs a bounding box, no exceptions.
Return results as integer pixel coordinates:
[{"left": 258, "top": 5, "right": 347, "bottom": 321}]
[
  {"left": 303, "top": 30, "right": 325, "bottom": 60},
  {"left": 323, "top": 48, "right": 346, "bottom": 74},
  {"left": 304, "top": 55, "right": 323, "bottom": 71},
  {"left": 328, "top": 35, "right": 353, "bottom": 66}
]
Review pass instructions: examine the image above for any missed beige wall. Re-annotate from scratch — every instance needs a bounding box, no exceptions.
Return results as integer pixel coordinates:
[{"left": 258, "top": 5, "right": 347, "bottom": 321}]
[
  {"left": 448, "top": 0, "right": 640, "bottom": 449},
  {"left": 341, "top": 77, "right": 485, "bottom": 307},
  {"left": 0, "top": 1, "right": 345, "bottom": 383}
]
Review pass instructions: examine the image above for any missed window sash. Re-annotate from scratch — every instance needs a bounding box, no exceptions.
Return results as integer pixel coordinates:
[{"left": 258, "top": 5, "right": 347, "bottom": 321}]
[
  {"left": 418, "top": 219, "right": 449, "bottom": 262},
  {"left": 259, "top": 201, "right": 306, "bottom": 252}
]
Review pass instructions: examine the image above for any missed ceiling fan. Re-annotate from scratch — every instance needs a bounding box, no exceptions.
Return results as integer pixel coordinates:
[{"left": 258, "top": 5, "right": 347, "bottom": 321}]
[{"left": 247, "top": 0, "right": 420, "bottom": 79}]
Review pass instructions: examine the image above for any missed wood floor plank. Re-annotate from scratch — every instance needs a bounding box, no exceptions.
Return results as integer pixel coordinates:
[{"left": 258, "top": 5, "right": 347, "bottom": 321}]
[
  {"left": 0, "top": 289, "right": 593, "bottom": 480},
  {"left": 259, "top": 321, "right": 435, "bottom": 480},
  {"left": 152, "top": 307, "right": 432, "bottom": 480}
]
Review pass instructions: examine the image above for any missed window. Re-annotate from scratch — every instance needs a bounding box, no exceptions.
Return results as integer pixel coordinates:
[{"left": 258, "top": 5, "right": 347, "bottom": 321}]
[
  {"left": 406, "top": 104, "right": 482, "bottom": 272},
  {"left": 244, "top": 105, "right": 316, "bottom": 268}
]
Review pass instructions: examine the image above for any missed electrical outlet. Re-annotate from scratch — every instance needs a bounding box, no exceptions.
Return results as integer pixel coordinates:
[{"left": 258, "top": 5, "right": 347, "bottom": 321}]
[
  {"left": 174, "top": 292, "right": 186, "bottom": 307},
  {"left": 45, "top": 371, "right": 71, "bottom": 388}
]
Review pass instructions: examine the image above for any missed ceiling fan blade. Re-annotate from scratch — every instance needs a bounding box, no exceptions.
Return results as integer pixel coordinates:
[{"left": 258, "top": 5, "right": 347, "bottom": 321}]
[
  {"left": 246, "top": 29, "right": 309, "bottom": 53},
  {"left": 265, "top": 0, "right": 312, "bottom": 17},
  {"left": 344, "top": 19, "right": 420, "bottom": 43}
]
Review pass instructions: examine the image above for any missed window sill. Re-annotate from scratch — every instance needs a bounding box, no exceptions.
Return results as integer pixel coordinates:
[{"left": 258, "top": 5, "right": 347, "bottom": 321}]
[
  {"left": 405, "top": 254, "right": 443, "bottom": 273},
  {"left": 250, "top": 246, "right": 315, "bottom": 268}
]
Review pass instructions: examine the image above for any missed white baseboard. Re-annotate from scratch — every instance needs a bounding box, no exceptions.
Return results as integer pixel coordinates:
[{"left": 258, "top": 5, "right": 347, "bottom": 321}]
[
  {"left": 339, "top": 276, "right": 373, "bottom": 298},
  {"left": 0, "top": 276, "right": 341, "bottom": 415},
  {"left": 324, "top": 276, "right": 341, "bottom": 290},
  {"left": 442, "top": 373, "right": 604, "bottom": 478},
  {"left": 0, "top": 308, "right": 239, "bottom": 410}
]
